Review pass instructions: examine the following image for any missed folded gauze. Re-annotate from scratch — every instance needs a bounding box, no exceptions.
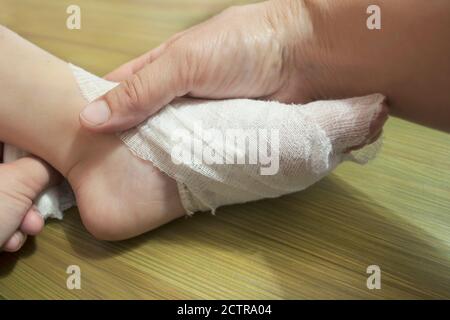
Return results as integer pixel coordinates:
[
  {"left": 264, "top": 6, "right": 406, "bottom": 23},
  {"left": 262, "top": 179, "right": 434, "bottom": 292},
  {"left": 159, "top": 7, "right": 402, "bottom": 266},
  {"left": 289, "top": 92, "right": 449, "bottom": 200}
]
[{"left": 4, "top": 63, "right": 385, "bottom": 218}]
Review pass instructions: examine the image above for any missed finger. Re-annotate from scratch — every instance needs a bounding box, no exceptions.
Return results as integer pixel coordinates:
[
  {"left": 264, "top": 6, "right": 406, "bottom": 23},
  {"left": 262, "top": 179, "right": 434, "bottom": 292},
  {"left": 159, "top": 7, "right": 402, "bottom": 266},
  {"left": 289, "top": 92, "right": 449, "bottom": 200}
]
[
  {"left": 104, "top": 46, "right": 165, "bottom": 82},
  {"left": 104, "top": 29, "right": 189, "bottom": 82},
  {"left": 20, "top": 206, "right": 45, "bottom": 236},
  {"left": 0, "top": 157, "right": 59, "bottom": 249},
  {"left": 2, "top": 231, "right": 27, "bottom": 252},
  {"left": 17, "top": 156, "right": 62, "bottom": 192},
  {"left": 80, "top": 49, "right": 192, "bottom": 133},
  {"left": 16, "top": 157, "right": 61, "bottom": 235}
]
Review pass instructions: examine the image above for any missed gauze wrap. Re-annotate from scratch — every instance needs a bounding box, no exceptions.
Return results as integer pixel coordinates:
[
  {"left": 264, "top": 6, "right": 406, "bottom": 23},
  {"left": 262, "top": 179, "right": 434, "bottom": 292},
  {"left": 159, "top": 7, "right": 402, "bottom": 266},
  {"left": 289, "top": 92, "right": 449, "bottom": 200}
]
[{"left": 4, "top": 64, "right": 384, "bottom": 218}]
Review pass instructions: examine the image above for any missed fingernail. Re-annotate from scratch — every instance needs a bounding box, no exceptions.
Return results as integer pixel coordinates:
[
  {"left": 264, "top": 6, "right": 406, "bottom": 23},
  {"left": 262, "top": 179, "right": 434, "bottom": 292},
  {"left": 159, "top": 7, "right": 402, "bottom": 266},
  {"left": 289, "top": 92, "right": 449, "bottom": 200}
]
[{"left": 80, "top": 100, "right": 111, "bottom": 126}]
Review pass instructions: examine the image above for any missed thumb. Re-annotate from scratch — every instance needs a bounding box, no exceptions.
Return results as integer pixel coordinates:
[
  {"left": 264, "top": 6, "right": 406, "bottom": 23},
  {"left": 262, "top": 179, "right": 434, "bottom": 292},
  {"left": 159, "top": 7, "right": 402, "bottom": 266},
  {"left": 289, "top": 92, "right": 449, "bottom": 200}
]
[{"left": 80, "top": 52, "right": 191, "bottom": 132}]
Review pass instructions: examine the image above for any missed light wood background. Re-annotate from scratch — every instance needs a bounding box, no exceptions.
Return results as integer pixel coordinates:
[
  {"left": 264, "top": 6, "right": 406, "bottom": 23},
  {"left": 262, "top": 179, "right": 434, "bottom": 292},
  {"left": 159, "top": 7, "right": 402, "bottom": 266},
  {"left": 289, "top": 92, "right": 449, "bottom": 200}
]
[{"left": 0, "top": 0, "right": 449, "bottom": 299}]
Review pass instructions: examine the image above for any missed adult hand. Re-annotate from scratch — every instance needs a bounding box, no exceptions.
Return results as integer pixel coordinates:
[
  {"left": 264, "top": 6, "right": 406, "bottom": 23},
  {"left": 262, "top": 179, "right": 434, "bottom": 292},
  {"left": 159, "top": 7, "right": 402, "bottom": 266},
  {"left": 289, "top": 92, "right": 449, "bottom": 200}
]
[
  {"left": 79, "top": 0, "right": 321, "bottom": 132},
  {"left": 79, "top": 0, "right": 450, "bottom": 133}
]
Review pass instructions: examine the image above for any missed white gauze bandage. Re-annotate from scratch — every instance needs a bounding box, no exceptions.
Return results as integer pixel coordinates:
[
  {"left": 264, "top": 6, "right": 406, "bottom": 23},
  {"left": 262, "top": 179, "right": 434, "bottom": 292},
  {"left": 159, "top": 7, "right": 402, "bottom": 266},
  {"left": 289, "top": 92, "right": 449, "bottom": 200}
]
[
  {"left": 70, "top": 64, "right": 384, "bottom": 214},
  {"left": 4, "top": 63, "right": 384, "bottom": 218}
]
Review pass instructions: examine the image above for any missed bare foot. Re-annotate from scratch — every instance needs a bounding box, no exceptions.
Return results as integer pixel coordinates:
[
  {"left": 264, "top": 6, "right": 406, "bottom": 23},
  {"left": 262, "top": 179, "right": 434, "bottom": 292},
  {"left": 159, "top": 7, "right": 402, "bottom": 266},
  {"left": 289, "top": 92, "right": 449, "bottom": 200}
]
[{"left": 67, "top": 140, "right": 186, "bottom": 240}]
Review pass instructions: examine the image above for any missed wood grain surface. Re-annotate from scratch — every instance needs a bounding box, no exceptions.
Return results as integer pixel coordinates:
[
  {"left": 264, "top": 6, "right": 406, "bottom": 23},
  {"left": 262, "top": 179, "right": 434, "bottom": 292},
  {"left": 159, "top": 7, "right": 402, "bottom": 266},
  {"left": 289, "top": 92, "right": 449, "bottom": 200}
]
[{"left": 0, "top": 0, "right": 449, "bottom": 299}]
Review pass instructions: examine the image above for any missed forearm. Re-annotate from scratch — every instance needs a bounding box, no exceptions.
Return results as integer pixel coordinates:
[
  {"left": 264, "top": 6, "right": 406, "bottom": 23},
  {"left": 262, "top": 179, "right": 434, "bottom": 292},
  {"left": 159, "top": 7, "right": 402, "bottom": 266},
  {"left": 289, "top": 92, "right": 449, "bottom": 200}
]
[{"left": 283, "top": 0, "right": 450, "bottom": 131}]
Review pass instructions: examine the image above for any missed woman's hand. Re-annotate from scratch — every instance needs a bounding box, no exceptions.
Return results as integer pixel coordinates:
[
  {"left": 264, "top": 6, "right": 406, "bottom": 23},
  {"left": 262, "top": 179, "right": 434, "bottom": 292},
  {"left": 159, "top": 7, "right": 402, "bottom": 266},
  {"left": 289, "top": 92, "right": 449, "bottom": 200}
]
[{"left": 79, "top": 0, "right": 322, "bottom": 132}]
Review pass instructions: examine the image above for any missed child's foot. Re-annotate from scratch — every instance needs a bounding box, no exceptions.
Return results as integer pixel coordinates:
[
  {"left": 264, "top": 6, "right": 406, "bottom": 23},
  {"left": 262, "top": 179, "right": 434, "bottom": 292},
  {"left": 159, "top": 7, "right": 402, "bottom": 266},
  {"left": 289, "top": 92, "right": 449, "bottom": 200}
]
[
  {"left": 61, "top": 101, "right": 387, "bottom": 241},
  {"left": 0, "top": 100, "right": 386, "bottom": 246},
  {"left": 0, "top": 157, "right": 58, "bottom": 252},
  {"left": 66, "top": 138, "right": 186, "bottom": 240},
  {"left": 0, "top": 98, "right": 387, "bottom": 246}
]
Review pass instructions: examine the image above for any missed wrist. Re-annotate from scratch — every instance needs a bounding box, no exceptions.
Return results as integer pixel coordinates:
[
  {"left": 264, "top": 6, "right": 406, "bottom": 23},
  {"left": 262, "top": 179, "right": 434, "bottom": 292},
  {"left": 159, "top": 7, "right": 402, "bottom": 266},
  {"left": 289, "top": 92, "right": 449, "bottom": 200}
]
[
  {"left": 266, "top": 0, "right": 384, "bottom": 101},
  {"left": 308, "top": 0, "right": 384, "bottom": 97}
]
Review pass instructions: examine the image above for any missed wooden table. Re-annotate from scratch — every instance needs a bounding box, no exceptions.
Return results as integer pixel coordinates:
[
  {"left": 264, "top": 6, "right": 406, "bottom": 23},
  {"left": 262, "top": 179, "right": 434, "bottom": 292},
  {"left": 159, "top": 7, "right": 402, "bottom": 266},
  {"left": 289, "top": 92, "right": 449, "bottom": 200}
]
[{"left": 1, "top": 0, "right": 449, "bottom": 299}]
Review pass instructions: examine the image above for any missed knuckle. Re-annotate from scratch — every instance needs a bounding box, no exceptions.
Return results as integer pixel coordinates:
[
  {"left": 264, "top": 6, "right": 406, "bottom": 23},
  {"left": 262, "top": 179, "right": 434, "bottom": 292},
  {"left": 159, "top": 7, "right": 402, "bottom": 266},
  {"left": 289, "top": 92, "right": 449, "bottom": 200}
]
[
  {"left": 118, "top": 73, "right": 147, "bottom": 113},
  {"left": 170, "top": 42, "right": 200, "bottom": 91}
]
